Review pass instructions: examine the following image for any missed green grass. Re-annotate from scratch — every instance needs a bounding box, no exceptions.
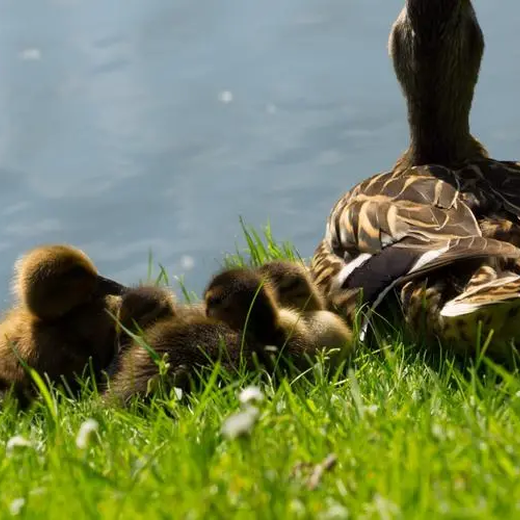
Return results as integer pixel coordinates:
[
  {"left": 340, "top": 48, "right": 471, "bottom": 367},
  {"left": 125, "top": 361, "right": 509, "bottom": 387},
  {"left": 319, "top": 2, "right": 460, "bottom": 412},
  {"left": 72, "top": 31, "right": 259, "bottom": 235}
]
[{"left": 1, "top": 223, "right": 520, "bottom": 519}]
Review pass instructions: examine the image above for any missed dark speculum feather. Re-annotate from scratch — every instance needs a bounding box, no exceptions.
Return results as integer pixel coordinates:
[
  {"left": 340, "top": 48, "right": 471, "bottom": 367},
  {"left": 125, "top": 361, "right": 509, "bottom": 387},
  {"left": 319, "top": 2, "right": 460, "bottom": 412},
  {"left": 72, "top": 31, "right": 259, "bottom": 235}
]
[{"left": 341, "top": 248, "right": 420, "bottom": 307}]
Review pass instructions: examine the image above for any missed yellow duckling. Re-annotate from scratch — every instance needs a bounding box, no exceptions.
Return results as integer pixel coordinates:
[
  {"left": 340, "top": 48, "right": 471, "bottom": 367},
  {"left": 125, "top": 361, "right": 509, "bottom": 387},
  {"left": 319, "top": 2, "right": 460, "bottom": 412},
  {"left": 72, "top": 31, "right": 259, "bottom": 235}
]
[
  {"left": 0, "top": 244, "right": 126, "bottom": 403},
  {"left": 257, "top": 260, "right": 326, "bottom": 311},
  {"left": 257, "top": 260, "right": 353, "bottom": 359}
]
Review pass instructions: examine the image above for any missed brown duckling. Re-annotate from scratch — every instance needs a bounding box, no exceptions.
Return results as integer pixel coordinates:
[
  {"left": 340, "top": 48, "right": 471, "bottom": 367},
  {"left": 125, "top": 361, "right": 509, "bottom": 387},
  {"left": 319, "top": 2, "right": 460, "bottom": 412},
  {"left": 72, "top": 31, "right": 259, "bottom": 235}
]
[
  {"left": 117, "top": 285, "right": 177, "bottom": 338},
  {"left": 205, "top": 267, "right": 353, "bottom": 370},
  {"left": 104, "top": 284, "right": 178, "bottom": 379},
  {"left": 0, "top": 244, "right": 127, "bottom": 403},
  {"left": 105, "top": 266, "right": 353, "bottom": 405},
  {"left": 103, "top": 285, "right": 260, "bottom": 404},
  {"left": 258, "top": 260, "right": 354, "bottom": 356},
  {"left": 257, "top": 260, "right": 326, "bottom": 311}
]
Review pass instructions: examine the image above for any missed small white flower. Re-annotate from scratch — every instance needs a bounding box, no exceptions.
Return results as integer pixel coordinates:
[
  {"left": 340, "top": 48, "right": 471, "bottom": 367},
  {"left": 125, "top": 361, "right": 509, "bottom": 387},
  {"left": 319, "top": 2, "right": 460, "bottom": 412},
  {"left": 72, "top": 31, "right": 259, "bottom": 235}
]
[
  {"left": 238, "top": 386, "right": 264, "bottom": 405},
  {"left": 289, "top": 499, "right": 305, "bottom": 516},
  {"left": 9, "top": 498, "right": 25, "bottom": 516},
  {"left": 365, "top": 404, "right": 379, "bottom": 417},
  {"left": 75, "top": 419, "right": 99, "bottom": 449},
  {"left": 372, "top": 493, "right": 400, "bottom": 518},
  {"left": 221, "top": 406, "right": 259, "bottom": 440},
  {"left": 6, "top": 435, "right": 33, "bottom": 455},
  {"left": 319, "top": 500, "right": 349, "bottom": 520},
  {"left": 173, "top": 387, "right": 183, "bottom": 400},
  {"left": 431, "top": 423, "right": 446, "bottom": 441}
]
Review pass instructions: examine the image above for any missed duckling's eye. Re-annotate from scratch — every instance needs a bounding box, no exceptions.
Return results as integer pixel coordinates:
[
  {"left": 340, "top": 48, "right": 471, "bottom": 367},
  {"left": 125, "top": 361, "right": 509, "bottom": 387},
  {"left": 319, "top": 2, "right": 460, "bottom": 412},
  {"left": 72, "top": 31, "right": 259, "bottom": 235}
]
[
  {"left": 65, "top": 265, "right": 88, "bottom": 278},
  {"left": 206, "top": 295, "right": 224, "bottom": 308}
]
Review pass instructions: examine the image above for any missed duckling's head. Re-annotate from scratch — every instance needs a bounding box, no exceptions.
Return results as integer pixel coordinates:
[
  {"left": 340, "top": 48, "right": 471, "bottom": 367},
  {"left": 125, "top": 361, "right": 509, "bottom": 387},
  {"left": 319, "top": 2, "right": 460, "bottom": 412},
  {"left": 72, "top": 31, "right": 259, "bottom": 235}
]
[
  {"left": 389, "top": 0, "right": 485, "bottom": 164},
  {"left": 118, "top": 285, "right": 177, "bottom": 333},
  {"left": 204, "top": 267, "right": 280, "bottom": 341},
  {"left": 258, "top": 260, "right": 325, "bottom": 312},
  {"left": 13, "top": 244, "right": 126, "bottom": 320}
]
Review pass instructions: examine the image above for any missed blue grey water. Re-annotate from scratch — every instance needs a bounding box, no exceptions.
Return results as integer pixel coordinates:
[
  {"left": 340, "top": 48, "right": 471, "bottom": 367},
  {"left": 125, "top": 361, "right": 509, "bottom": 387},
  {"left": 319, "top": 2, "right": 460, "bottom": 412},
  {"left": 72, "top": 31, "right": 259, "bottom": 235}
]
[{"left": 0, "top": 0, "right": 518, "bottom": 307}]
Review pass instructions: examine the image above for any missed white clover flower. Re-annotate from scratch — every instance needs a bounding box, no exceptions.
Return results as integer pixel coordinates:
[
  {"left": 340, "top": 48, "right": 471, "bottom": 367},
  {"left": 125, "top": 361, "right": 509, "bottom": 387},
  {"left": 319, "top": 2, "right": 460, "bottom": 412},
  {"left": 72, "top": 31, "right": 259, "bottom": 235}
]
[
  {"left": 9, "top": 498, "right": 25, "bottom": 516},
  {"left": 363, "top": 493, "right": 400, "bottom": 518},
  {"left": 221, "top": 406, "right": 260, "bottom": 440},
  {"left": 365, "top": 404, "right": 379, "bottom": 417},
  {"left": 318, "top": 500, "right": 349, "bottom": 520},
  {"left": 238, "top": 386, "right": 264, "bottom": 405},
  {"left": 6, "top": 435, "right": 33, "bottom": 455},
  {"left": 75, "top": 419, "right": 99, "bottom": 449}
]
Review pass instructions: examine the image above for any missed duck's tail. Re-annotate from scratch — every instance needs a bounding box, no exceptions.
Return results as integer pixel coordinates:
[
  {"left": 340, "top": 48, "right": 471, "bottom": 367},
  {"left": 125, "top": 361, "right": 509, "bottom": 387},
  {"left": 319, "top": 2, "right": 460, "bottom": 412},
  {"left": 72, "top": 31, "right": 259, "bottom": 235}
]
[
  {"left": 438, "top": 266, "right": 520, "bottom": 361},
  {"left": 440, "top": 267, "right": 520, "bottom": 318}
]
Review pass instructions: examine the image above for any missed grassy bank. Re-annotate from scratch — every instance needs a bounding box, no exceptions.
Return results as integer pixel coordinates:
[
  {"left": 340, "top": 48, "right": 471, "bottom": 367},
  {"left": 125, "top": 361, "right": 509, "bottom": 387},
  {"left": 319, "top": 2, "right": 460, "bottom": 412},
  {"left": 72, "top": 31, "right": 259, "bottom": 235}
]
[{"left": 1, "top": 224, "right": 519, "bottom": 519}]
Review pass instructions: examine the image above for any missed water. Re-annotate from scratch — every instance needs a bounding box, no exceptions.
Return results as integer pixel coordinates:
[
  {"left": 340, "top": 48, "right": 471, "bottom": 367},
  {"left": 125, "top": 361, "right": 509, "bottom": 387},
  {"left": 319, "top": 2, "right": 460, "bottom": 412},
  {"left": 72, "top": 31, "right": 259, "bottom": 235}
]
[{"left": 0, "top": 0, "right": 518, "bottom": 305}]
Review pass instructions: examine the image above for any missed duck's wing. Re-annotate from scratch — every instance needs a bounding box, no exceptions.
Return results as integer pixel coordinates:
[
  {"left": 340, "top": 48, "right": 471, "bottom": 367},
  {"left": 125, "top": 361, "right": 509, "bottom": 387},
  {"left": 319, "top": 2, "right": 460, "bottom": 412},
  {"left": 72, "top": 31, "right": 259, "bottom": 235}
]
[
  {"left": 328, "top": 165, "right": 480, "bottom": 256},
  {"left": 341, "top": 235, "right": 520, "bottom": 308},
  {"left": 311, "top": 164, "right": 520, "bottom": 318}
]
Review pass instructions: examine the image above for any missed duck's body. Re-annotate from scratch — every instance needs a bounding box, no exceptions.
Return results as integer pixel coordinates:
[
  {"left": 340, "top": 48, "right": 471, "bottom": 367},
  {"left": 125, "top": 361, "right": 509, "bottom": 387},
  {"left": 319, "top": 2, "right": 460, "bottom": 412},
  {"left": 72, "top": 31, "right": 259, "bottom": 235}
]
[
  {"left": 0, "top": 245, "right": 126, "bottom": 403},
  {"left": 311, "top": 0, "right": 520, "bottom": 360}
]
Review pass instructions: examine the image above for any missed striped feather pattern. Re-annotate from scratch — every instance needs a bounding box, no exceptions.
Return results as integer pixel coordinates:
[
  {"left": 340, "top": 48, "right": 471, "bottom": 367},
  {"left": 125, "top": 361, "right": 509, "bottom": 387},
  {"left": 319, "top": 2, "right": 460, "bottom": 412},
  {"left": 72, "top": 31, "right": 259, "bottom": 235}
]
[{"left": 311, "top": 158, "right": 520, "bottom": 354}]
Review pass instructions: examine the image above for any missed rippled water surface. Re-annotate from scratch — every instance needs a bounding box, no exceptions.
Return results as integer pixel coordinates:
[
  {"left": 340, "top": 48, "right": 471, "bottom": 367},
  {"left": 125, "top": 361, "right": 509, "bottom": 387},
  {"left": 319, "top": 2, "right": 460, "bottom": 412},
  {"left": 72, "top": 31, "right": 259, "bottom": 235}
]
[{"left": 0, "top": 0, "right": 518, "bottom": 303}]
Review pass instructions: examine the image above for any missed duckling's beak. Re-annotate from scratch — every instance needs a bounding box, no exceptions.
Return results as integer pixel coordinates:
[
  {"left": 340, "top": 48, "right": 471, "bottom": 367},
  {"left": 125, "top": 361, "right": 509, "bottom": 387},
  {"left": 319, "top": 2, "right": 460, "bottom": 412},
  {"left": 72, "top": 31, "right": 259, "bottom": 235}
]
[{"left": 95, "top": 275, "right": 128, "bottom": 296}]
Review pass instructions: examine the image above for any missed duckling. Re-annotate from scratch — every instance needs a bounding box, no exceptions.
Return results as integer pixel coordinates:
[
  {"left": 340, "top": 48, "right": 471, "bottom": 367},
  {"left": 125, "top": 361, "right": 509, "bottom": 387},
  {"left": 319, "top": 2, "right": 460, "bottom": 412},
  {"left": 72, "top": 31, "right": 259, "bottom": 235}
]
[
  {"left": 0, "top": 244, "right": 127, "bottom": 402},
  {"left": 115, "top": 285, "right": 206, "bottom": 339},
  {"left": 117, "top": 285, "right": 177, "bottom": 338},
  {"left": 104, "top": 284, "right": 205, "bottom": 372},
  {"left": 205, "top": 267, "right": 353, "bottom": 370},
  {"left": 310, "top": 0, "right": 520, "bottom": 361},
  {"left": 257, "top": 260, "right": 326, "bottom": 311},
  {"left": 105, "top": 266, "right": 353, "bottom": 405},
  {"left": 102, "top": 284, "right": 179, "bottom": 380},
  {"left": 103, "top": 288, "right": 260, "bottom": 404},
  {"left": 257, "top": 260, "right": 353, "bottom": 356}
]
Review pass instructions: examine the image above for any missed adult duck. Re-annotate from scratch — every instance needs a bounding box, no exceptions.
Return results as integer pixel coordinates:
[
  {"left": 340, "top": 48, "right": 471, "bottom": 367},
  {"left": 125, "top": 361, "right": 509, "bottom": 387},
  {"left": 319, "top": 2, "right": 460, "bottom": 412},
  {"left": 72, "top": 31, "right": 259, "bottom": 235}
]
[{"left": 311, "top": 0, "right": 520, "bottom": 361}]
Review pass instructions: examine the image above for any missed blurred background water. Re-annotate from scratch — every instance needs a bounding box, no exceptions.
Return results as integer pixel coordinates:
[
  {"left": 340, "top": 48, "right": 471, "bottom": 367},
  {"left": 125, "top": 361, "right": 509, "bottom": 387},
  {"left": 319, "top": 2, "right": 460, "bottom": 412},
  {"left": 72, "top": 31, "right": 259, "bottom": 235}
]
[{"left": 0, "top": 0, "right": 518, "bottom": 304}]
